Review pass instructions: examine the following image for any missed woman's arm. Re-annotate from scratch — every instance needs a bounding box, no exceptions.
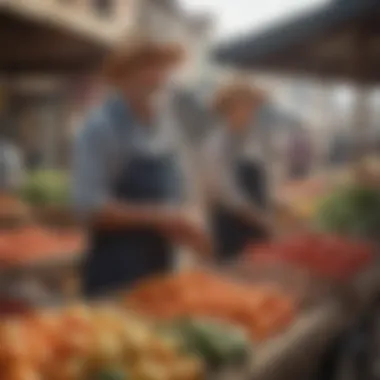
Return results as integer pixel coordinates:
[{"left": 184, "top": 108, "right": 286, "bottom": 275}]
[
  {"left": 72, "top": 117, "right": 212, "bottom": 256},
  {"left": 202, "top": 131, "right": 273, "bottom": 232},
  {"left": 72, "top": 119, "right": 173, "bottom": 229},
  {"left": 218, "top": 169, "right": 273, "bottom": 231},
  {"left": 167, "top": 98, "right": 213, "bottom": 257}
]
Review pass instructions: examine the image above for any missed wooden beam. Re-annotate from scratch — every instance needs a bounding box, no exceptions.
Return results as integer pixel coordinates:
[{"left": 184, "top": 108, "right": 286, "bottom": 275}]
[
  {"left": 0, "top": 0, "right": 130, "bottom": 46},
  {"left": 0, "top": 12, "right": 107, "bottom": 72},
  {"left": 348, "top": 22, "right": 374, "bottom": 181}
]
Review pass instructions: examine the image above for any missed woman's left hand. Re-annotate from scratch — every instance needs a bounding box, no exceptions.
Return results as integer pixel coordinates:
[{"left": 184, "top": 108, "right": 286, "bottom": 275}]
[{"left": 161, "top": 207, "right": 214, "bottom": 259}]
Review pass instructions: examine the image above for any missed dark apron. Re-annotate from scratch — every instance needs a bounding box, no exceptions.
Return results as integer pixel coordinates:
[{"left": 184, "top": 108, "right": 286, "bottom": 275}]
[
  {"left": 83, "top": 151, "right": 183, "bottom": 298},
  {"left": 211, "top": 159, "right": 269, "bottom": 261}
]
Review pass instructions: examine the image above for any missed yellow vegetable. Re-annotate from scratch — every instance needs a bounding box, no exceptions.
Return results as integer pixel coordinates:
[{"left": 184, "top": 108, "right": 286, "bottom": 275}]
[
  {"left": 169, "top": 358, "right": 204, "bottom": 380},
  {"left": 90, "top": 331, "right": 123, "bottom": 366},
  {"left": 133, "top": 360, "right": 168, "bottom": 380}
]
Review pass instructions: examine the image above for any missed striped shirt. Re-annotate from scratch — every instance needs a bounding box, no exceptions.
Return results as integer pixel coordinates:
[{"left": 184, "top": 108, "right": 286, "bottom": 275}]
[{"left": 72, "top": 92, "right": 199, "bottom": 218}]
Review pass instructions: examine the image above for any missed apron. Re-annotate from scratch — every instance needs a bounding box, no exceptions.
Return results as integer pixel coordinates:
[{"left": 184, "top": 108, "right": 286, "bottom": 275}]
[
  {"left": 83, "top": 150, "right": 183, "bottom": 298},
  {"left": 211, "top": 158, "right": 269, "bottom": 261}
]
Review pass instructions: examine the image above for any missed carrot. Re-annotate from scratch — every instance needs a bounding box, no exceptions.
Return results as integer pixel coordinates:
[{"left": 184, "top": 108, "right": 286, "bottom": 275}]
[{"left": 126, "top": 271, "right": 296, "bottom": 342}]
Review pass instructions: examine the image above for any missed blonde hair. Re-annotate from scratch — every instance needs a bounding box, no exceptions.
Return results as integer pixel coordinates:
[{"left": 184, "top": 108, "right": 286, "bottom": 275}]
[{"left": 213, "top": 80, "right": 267, "bottom": 115}]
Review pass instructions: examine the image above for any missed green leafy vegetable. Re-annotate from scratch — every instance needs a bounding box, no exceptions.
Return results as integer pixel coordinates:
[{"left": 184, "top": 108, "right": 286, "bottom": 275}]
[
  {"left": 315, "top": 185, "right": 380, "bottom": 238},
  {"left": 93, "top": 367, "right": 127, "bottom": 380},
  {"left": 163, "top": 318, "right": 252, "bottom": 369},
  {"left": 20, "top": 170, "right": 69, "bottom": 206}
]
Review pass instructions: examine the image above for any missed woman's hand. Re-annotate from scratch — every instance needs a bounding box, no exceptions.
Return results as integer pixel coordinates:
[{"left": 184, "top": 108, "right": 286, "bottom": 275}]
[
  {"left": 159, "top": 207, "right": 213, "bottom": 259},
  {"left": 241, "top": 207, "right": 275, "bottom": 237}
]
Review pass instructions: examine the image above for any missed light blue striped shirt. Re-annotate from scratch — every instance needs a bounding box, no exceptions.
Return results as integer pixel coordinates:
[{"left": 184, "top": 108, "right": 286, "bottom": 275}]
[{"left": 72, "top": 92, "right": 183, "bottom": 218}]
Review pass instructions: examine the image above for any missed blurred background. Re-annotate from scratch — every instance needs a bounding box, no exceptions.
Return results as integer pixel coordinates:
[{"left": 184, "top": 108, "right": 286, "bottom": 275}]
[
  {"left": 0, "top": 0, "right": 379, "bottom": 289},
  {"left": 0, "top": 0, "right": 380, "bottom": 301},
  {"left": 1, "top": 0, "right": 379, "bottom": 186}
]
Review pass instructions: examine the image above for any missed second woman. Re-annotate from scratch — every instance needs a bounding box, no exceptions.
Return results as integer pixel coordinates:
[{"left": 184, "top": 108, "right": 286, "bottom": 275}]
[{"left": 201, "top": 81, "right": 273, "bottom": 261}]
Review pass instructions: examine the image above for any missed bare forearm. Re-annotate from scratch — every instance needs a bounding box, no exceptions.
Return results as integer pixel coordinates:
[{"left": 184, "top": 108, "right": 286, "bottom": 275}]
[
  {"left": 90, "top": 202, "right": 170, "bottom": 230},
  {"left": 235, "top": 202, "right": 268, "bottom": 226},
  {"left": 219, "top": 196, "right": 272, "bottom": 231},
  {"left": 88, "top": 201, "right": 213, "bottom": 257}
]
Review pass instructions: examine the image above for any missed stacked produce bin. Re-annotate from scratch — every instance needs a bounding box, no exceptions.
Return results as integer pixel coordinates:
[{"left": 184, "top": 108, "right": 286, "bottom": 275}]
[{"left": 0, "top": 170, "right": 85, "bottom": 311}]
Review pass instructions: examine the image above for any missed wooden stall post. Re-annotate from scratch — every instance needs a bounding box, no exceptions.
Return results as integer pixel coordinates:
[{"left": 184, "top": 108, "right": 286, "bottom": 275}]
[
  {"left": 349, "top": 25, "right": 372, "bottom": 179},
  {"left": 352, "top": 86, "right": 371, "bottom": 162}
]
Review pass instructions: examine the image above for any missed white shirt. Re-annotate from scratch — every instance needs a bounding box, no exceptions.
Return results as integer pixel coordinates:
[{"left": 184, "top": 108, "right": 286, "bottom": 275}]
[{"left": 200, "top": 124, "right": 268, "bottom": 208}]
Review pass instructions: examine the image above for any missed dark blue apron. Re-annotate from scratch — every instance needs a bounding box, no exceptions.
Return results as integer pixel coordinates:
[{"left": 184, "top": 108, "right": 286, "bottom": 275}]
[
  {"left": 211, "top": 158, "right": 269, "bottom": 261},
  {"left": 83, "top": 150, "right": 183, "bottom": 298}
]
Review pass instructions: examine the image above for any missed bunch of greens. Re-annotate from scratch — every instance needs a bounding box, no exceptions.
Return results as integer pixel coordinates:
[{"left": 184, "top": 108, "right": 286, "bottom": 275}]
[
  {"left": 162, "top": 318, "right": 252, "bottom": 369},
  {"left": 20, "top": 170, "right": 69, "bottom": 206},
  {"left": 93, "top": 368, "right": 127, "bottom": 380},
  {"left": 315, "top": 185, "right": 380, "bottom": 238}
]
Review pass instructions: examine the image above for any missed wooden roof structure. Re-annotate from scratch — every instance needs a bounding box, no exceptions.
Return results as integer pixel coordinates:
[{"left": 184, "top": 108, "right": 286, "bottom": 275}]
[
  {"left": 214, "top": 0, "right": 380, "bottom": 84},
  {"left": 0, "top": 0, "right": 122, "bottom": 74}
]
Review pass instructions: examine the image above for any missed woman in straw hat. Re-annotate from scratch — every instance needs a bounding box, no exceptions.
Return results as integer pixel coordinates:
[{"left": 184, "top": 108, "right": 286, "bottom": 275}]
[
  {"left": 72, "top": 38, "right": 211, "bottom": 297},
  {"left": 201, "top": 80, "right": 273, "bottom": 260}
]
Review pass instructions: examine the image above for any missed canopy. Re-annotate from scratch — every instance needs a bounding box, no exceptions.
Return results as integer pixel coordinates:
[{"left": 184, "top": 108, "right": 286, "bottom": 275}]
[
  {"left": 0, "top": 6, "right": 110, "bottom": 74},
  {"left": 214, "top": 0, "right": 380, "bottom": 84}
]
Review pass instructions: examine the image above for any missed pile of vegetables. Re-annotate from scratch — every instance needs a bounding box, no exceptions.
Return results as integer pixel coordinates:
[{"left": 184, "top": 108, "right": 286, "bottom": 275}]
[
  {"left": 126, "top": 271, "right": 296, "bottom": 342},
  {"left": 278, "top": 177, "right": 329, "bottom": 220},
  {"left": 315, "top": 185, "right": 380, "bottom": 238},
  {"left": 20, "top": 170, "right": 69, "bottom": 207},
  {"left": 0, "top": 194, "right": 30, "bottom": 225},
  {"left": 244, "top": 233, "right": 373, "bottom": 280},
  {"left": 0, "top": 226, "right": 84, "bottom": 266},
  {"left": 0, "top": 305, "right": 204, "bottom": 380},
  {"left": 163, "top": 318, "right": 252, "bottom": 369},
  {"left": 281, "top": 177, "right": 328, "bottom": 199}
]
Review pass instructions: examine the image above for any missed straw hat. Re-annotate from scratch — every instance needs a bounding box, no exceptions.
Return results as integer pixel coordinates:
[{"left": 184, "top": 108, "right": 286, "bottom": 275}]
[
  {"left": 212, "top": 79, "right": 267, "bottom": 114},
  {"left": 102, "top": 33, "right": 185, "bottom": 83}
]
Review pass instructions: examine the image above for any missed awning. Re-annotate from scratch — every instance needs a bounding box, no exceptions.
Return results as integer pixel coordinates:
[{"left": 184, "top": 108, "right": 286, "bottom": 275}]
[
  {"left": 213, "top": 0, "right": 380, "bottom": 83},
  {"left": 0, "top": 2, "right": 113, "bottom": 74}
]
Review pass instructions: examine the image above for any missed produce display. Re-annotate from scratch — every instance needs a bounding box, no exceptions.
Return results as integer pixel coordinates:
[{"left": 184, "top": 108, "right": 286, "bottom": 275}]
[
  {"left": 0, "top": 226, "right": 84, "bottom": 267},
  {"left": 163, "top": 318, "right": 252, "bottom": 369},
  {"left": 276, "top": 177, "right": 330, "bottom": 223},
  {"left": 126, "top": 271, "right": 296, "bottom": 342},
  {"left": 280, "top": 177, "right": 328, "bottom": 199},
  {"left": 0, "top": 306, "right": 204, "bottom": 380},
  {"left": 315, "top": 185, "right": 380, "bottom": 238},
  {"left": 20, "top": 170, "right": 69, "bottom": 207},
  {"left": 0, "top": 194, "right": 30, "bottom": 224},
  {"left": 358, "top": 155, "right": 380, "bottom": 183},
  {"left": 244, "top": 233, "right": 373, "bottom": 280}
]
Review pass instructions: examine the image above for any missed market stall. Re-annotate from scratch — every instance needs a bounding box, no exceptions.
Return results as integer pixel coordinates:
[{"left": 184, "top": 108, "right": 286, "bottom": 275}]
[
  {"left": 1, "top": 2, "right": 380, "bottom": 378},
  {"left": 1, "top": 245, "right": 379, "bottom": 380},
  {"left": 0, "top": 3, "right": 111, "bottom": 74},
  {"left": 214, "top": 0, "right": 380, "bottom": 168},
  {"left": 0, "top": 222, "right": 85, "bottom": 308},
  {"left": 3, "top": 160, "right": 380, "bottom": 379},
  {"left": 0, "top": 170, "right": 85, "bottom": 308},
  {"left": 211, "top": 1, "right": 380, "bottom": 376},
  {"left": 274, "top": 165, "right": 358, "bottom": 230},
  {"left": 0, "top": 0, "right": 115, "bottom": 307}
]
